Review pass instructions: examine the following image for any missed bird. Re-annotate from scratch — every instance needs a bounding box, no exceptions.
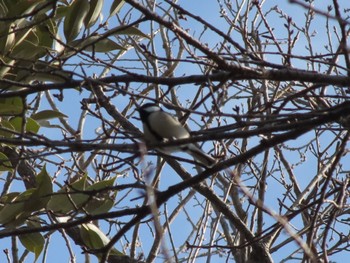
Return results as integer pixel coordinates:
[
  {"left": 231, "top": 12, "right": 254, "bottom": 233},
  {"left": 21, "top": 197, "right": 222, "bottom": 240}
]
[{"left": 138, "top": 103, "right": 215, "bottom": 167}]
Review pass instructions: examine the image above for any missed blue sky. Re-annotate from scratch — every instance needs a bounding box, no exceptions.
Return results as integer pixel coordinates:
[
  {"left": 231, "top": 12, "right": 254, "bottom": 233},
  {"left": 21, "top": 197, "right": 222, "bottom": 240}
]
[{"left": 1, "top": 0, "right": 349, "bottom": 262}]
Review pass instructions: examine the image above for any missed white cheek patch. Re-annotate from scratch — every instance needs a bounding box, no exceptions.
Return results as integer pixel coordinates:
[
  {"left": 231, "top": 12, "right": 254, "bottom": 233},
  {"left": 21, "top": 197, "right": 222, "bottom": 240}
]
[{"left": 144, "top": 106, "right": 161, "bottom": 112}]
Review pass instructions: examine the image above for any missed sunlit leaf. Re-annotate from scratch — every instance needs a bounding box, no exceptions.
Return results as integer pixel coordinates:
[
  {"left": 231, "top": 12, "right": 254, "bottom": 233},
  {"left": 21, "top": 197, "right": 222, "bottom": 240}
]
[
  {"left": 86, "top": 176, "right": 116, "bottom": 191},
  {"left": 35, "top": 19, "right": 56, "bottom": 49},
  {"left": 0, "top": 166, "right": 52, "bottom": 226},
  {"left": 0, "top": 23, "right": 15, "bottom": 54},
  {"left": 80, "top": 223, "right": 123, "bottom": 256},
  {"left": 3, "top": 0, "right": 43, "bottom": 17},
  {"left": 11, "top": 26, "right": 50, "bottom": 60},
  {"left": 113, "top": 25, "right": 150, "bottom": 39},
  {"left": 84, "top": 0, "right": 104, "bottom": 28},
  {"left": 0, "top": 97, "right": 23, "bottom": 115},
  {"left": 27, "top": 165, "right": 53, "bottom": 210},
  {"left": 0, "top": 152, "right": 13, "bottom": 172},
  {"left": 84, "top": 177, "right": 116, "bottom": 214},
  {"left": 80, "top": 223, "right": 105, "bottom": 249},
  {"left": 9, "top": 117, "right": 40, "bottom": 134},
  {"left": 85, "top": 197, "right": 114, "bottom": 215},
  {"left": 0, "top": 58, "right": 14, "bottom": 78},
  {"left": 47, "top": 175, "right": 89, "bottom": 214},
  {"left": 109, "top": 0, "right": 125, "bottom": 18},
  {"left": 0, "top": 190, "right": 34, "bottom": 226},
  {"left": 11, "top": 24, "right": 33, "bottom": 49},
  {"left": 64, "top": 0, "right": 90, "bottom": 41},
  {"left": 0, "top": 120, "right": 15, "bottom": 138},
  {"left": 31, "top": 110, "right": 67, "bottom": 121},
  {"left": 19, "top": 230, "right": 44, "bottom": 261},
  {"left": 69, "top": 36, "right": 126, "bottom": 53}
]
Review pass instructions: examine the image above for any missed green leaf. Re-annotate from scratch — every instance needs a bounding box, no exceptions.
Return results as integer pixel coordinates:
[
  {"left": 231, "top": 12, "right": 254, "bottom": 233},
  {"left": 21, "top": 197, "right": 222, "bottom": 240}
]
[
  {"left": 35, "top": 20, "right": 55, "bottom": 49},
  {"left": 109, "top": 0, "right": 125, "bottom": 18},
  {"left": 10, "top": 23, "right": 33, "bottom": 49},
  {"left": 11, "top": 26, "right": 50, "bottom": 60},
  {"left": 84, "top": 0, "right": 104, "bottom": 28},
  {"left": 64, "top": 0, "right": 90, "bottom": 41},
  {"left": 47, "top": 175, "right": 89, "bottom": 214},
  {"left": 9, "top": 117, "right": 40, "bottom": 134},
  {"left": 0, "top": 152, "right": 13, "bottom": 172},
  {"left": 18, "top": 60, "right": 71, "bottom": 84},
  {"left": 84, "top": 177, "right": 116, "bottom": 215},
  {"left": 0, "top": 190, "right": 34, "bottom": 226},
  {"left": 14, "top": 165, "right": 53, "bottom": 216},
  {"left": 0, "top": 172, "right": 52, "bottom": 227},
  {"left": 0, "top": 97, "right": 24, "bottom": 115},
  {"left": 47, "top": 176, "right": 117, "bottom": 215},
  {"left": 0, "top": 23, "right": 15, "bottom": 54},
  {"left": 19, "top": 231, "right": 44, "bottom": 261},
  {"left": 86, "top": 176, "right": 116, "bottom": 191},
  {"left": 29, "top": 112, "right": 63, "bottom": 130},
  {"left": 26, "top": 165, "right": 53, "bottom": 210},
  {"left": 11, "top": 39, "right": 42, "bottom": 60},
  {"left": 85, "top": 197, "right": 114, "bottom": 215},
  {"left": 0, "top": 120, "right": 15, "bottom": 138},
  {"left": 3, "top": 0, "right": 42, "bottom": 17},
  {"left": 69, "top": 35, "right": 126, "bottom": 52},
  {"left": 80, "top": 223, "right": 105, "bottom": 249},
  {"left": 80, "top": 223, "right": 123, "bottom": 255},
  {"left": 55, "top": 5, "right": 70, "bottom": 21},
  {"left": 113, "top": 25, "right": 150, "bottom": 39},
  {"left": 31, "top": 110, "right": 67, "bottom": 121},
  {"left": 0, "top": 58, "right": 14, "bottom": 78}
]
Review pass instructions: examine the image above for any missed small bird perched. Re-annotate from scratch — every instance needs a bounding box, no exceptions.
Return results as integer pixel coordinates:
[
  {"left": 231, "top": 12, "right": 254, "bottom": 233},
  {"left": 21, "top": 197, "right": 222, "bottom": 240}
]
[{"left": 138, "top": 103, "right": 215, "bottom": 167}]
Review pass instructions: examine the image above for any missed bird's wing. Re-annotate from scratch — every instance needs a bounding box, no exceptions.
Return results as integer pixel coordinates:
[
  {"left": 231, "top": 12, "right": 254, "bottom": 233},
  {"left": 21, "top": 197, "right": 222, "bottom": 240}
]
[{"left": 148, "top": 111, "right": 190, "bottom": 140}]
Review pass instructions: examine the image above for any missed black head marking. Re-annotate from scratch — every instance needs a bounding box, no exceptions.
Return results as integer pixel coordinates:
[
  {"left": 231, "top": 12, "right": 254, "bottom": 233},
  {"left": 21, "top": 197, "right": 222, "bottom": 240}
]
[{"left": 138, "top": 103, "right": 161, "bottom": 122}]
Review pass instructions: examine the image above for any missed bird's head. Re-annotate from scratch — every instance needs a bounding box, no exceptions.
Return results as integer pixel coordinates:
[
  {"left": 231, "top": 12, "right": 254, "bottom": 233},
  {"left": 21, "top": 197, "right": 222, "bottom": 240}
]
[{"left": 138, "top": 103, "right": 162, "bottom": 120}]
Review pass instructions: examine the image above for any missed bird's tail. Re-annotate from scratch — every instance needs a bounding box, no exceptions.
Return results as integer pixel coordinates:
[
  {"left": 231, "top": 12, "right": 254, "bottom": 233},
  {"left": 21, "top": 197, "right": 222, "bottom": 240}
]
[{"left": 185, "top": 144, "right": 216, "bottom": 167}]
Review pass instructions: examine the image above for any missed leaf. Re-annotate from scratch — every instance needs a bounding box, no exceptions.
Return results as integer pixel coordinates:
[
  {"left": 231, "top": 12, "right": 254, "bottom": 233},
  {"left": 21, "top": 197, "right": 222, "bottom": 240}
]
[
  {"left": 29, "top": 110, "right": 65, "bottom": 129},
  {"left": 84, "top": 0, "right": 104, "bottom": 28},
  {"left": 86, "top": 176, "right": 116, "bottom": 191},
  {"left": 47, "top": 175, "right": 89, "bottom": 214},
  {"left": 7, "top": 0, "right": 45, "bottom": 17},
  {"left": 0, "top": 152, "right": 13, "bottom": 172},
  {"left": 0, "top": 190, "right": 34, "bottom": 226},
  {"left": 19, "top": 231, "right": 44, "bottom": 261},
  {"left": 64, "top": 0, "right": 90, "bottom": 41},
  {"left": 109, "top": 0, "right": 125, "bottom": 18},
  {"left": 0, "top": 23, "right": 15, "bottom": 54},
  {"left": 10, "top": 23, "right": 33, "bottom": 49},
  {"left": 19, "top": 61, "right": 71, "bottom": 83},
  {"left": 0, "top": 120, "right": 15, "bottom": 138},
  {"left": 8, "top": 166, "right": 53, "bottom": 220},
  {"left": 113, "top": 25, "right": 150, "bottom": 39},
  {"left": 85, "top": 197, "right": 114, "bottom": 215},
  {"left": 27, "top": 72, "right": 71, "bottom": 83},
  {"left": 0, "top": 97, "right": 24, "bottom": 115},
  {"left": 69, "top": 35, "right": 126, "bottom": 53},
  {"left": 80, "top": 223, "right": 105, "bottom": 249},
  {"left": 11, "top": 39, "right": 42, "bottom": 60},
  {"left": 54, "top": 5, "right": 70, "bottom": 21},
  {"left": 0, "top": 58, "right": 14, "bottom": 78},
  {"left": 0, "top": 172, "right": 51, "bottom": 227},
  {"left": 26, "top": 165, "right": 53, "bottom": 211},
  {"left": 9, "top": 117, "right": 40, "bottom": 134},
  {"left": 31, "top": 110, "right": 67, "bottom": 121},
  {"left": 47, "top": 176, "right": 117, "bottom": 215},
  {"left": 35, "top": 20, "right": 56, "bottom": 49},
  {"left": 80, "top": 223, "right": 123, "bottom": 256},
  {"left": 11, "top": 27, "right": 50, "bottom": 60},
  {"left": 84, "top": 177, "right": 117, "bottom": 215}
]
